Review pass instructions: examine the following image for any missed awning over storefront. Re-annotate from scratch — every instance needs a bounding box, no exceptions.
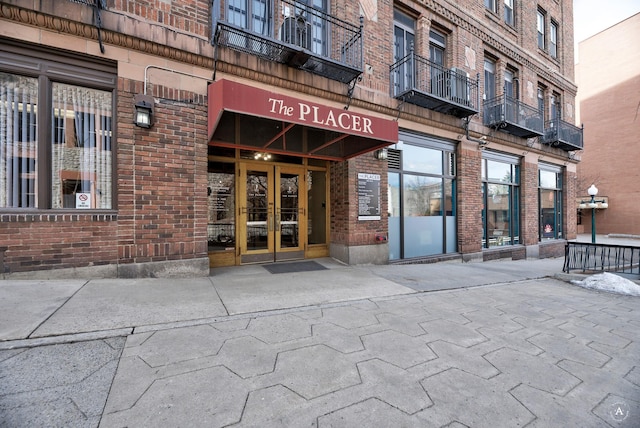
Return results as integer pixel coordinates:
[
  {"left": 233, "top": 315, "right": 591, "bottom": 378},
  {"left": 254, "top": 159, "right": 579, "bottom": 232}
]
[{"left": 208, "top": 79, "right": 398, "bottom": 161}]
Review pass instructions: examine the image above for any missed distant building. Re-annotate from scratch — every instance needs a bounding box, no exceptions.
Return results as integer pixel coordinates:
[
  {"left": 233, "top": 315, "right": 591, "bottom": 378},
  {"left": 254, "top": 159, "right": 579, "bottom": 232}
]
[
  {"left": 576, "top": 13, "right": 640, "bottom": 236},
  {"left": 0, "top": 0, "right": 581, "bottom": 277}
]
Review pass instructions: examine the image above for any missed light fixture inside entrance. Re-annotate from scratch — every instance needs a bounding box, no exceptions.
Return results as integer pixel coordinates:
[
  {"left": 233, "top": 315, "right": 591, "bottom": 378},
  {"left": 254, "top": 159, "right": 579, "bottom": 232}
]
[{"left": 254, "top": 152, "right": 272, "bottom": 161}]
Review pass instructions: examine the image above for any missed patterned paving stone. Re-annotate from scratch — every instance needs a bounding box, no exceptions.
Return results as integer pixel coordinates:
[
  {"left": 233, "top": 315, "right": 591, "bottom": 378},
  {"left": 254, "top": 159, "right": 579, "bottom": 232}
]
[
  {"left": 216, "top": 336, "right": 276, "bottom": 378},
  {"left": 361, "top": 330, "right": 436, "bottom": 369},
  {"left": 101, "top": 365, "right": 246, "bottom": 427},
  {"left": 420, "top": 368, "right": 535, "bottom": 428},
  {"left": 462, "top": 308, "right": 524, "bottom": 333},
  {"left": 557, "top": 359, "right": 640, "bottom": 405},
  {"left": 274, "top": 345, "right": 361, "bottom": 399},
  {"left": 485, "top": 347, "right": 582, "bottom": 396},
  {"left": 624, "top": 366, "right": 640, "bottom": 387},
  {"left": 427, "top": 340, "right": 500, "bottom": 379},
  {"left": 495, "top": 302, "right": 554, "bottom": 323},
  {"left": 238, "top": 384, "right": 312, "bottom": 426},
  {"left": 474, "top": 326, "right": 546, "bottom": 356},
  {"left": 320, "top": 306, "right": 379, "bottom": 329},
  {"left": 558, "top": 320, "right": 632, "bottom": 349},
  {"left": 128, "top": 324, "right": 224, "bottom": 367},
  {"left": 357, "top": 359, "right": 433, "bottom": 414},
  {"left": 375, "top": 312, "right": 431, "bottom": 336},
  {"left": 419, "top": 318, "right": 489, "bottom": 348},
  {"left": 510, "top": 383, "right": 606, "bottom": 427},
  {"left": 246, "top": 313, "right": 312, "bottom": 343},
  {"left": 317, "top": 397, "right": 420, "bottom": 427},
  {"left": 311, "top": 323, "right": 365, "bottom": 354},
  {"left": 528, "top": 332, "right": 612, "bottom": 368}
]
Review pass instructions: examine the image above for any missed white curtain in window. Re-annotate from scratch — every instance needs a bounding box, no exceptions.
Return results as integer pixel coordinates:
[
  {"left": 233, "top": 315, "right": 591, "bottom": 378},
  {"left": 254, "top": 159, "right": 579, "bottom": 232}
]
[
  {"left": 0, "top": 73, "right": 38, "bottom": 208},
  {"left": 52, "top": 83, "right": 112, "bottom": 209}
]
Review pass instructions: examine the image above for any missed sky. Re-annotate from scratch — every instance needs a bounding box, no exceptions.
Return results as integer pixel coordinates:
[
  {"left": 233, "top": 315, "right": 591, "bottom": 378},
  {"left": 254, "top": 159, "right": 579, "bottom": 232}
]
[{"left": 573, "top": 0, "right": 640, "bottom": 60}]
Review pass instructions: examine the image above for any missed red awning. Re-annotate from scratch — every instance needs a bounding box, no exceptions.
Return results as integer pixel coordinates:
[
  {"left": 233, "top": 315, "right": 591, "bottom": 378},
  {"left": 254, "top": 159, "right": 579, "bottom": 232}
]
[{"left": 208, "top": 79, "right": 398, "bottom": 161}]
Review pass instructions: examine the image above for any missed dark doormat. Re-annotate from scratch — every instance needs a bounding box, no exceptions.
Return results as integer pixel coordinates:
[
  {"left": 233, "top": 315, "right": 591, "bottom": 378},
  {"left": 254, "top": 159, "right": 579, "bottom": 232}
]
[{"left": 263, "top": 261, "right": 328, "bottom": 274}]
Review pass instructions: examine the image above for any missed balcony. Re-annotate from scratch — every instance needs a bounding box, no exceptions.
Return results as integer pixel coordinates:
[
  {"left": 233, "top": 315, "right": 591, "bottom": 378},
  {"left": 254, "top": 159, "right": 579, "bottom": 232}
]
[
  {"left": 212, "top": 0, "right": 363, "bottom": 84},
  {"left": 483, "top": 95, "right": 543, "bottom": 138},
  {"left": 389, "top": 52, "right": 479, "bottom": 119},
  {"left": 542, "top": 118, "right": 584, "bottom": 151}
]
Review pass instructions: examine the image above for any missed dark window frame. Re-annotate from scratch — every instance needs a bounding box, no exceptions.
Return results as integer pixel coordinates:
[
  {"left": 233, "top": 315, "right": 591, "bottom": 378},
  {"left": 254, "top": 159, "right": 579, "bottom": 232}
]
[{"left": 0, "top": 38, "right": 117, "bottom": 211}]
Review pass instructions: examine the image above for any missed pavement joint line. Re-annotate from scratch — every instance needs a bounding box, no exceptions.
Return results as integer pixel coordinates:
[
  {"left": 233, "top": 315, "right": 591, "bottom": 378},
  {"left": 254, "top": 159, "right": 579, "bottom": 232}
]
[
  {"left": 0, "top": 278, "right": 569, "bottom": 347},
  {"left": 0, "top": 327, "right": 133, "bottom": 350}
]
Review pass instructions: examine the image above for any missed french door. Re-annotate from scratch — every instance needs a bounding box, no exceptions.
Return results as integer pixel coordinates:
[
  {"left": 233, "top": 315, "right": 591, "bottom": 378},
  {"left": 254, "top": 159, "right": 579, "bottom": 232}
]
[{"left": 239, "top": 163, "right": 305, "bottom": 263}]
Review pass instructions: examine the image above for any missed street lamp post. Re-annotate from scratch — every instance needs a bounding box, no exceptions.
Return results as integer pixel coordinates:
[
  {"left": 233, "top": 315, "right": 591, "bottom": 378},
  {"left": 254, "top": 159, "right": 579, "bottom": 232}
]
[{"left": 579, "top": 184, "right": 609, "bottom": 243}]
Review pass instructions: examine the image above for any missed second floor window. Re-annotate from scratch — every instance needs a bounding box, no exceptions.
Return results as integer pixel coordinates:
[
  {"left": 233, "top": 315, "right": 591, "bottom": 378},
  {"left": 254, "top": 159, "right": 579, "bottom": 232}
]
[
  {"left": 538, "top": 86, "right": 545, "bottom": 116},
  {"left": 504, "top": 69, "right": 515, "bottom": 98},
  {"left": 392, "top": 9, "right": 416, "bottom": 95},
  {"left": 504, "top": 0, "right": 514, "bottom": 26},
  {"left": 550, "top": 92, "right": 560, "bottom": 121},
  {"left": 484, "top": 58, "right": 496, "bottom": 100},
  {"left": 537, "top": 9, "right": 546, "bottom": 49},
  {"left": 550, "top": 21, "right": 558, "bottom": 58},
  {"left": 485, "top": 0, "right": 497, "bottom": 13}
]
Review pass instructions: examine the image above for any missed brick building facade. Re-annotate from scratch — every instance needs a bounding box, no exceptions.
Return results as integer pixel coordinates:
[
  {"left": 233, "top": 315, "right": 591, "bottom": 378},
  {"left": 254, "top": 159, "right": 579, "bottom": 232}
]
[
  {"left": 0, "top": 0, "right": 581, "bottom": 278},
  {"left": 576, "top": 13, "right": 640, "bottom": 237}
]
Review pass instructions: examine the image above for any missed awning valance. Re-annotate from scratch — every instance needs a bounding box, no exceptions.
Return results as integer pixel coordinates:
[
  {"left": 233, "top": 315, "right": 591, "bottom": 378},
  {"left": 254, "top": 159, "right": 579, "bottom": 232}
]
[{"left": 208, "top": 79, "right": 398, "bottom": 161}]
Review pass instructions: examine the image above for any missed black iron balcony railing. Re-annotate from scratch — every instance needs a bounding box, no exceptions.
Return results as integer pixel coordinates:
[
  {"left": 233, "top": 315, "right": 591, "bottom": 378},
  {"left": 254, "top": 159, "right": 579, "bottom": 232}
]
[
  {"left": 389, "top": 51, "right": 479, "bottom": 118},
  {"left": 564, "top": 242, "right": 640, "bottom": 279},
  {"left": 483, "top": 95, "right": 543, "bottom": 138},
  {"left": 212, "top": 0, "right": 363, "bottom": 84},
  {"left": 542, "top": 118, "right": 584, "bottom": 151}
]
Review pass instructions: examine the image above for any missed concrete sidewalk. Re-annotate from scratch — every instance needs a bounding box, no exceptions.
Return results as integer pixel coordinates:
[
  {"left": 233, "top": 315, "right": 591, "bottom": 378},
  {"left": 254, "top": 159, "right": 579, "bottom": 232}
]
[
  {"left": 1, "top": 253, "right": 639, "bottom": 427},
  {"left": 1, "top": 257, "right": 564, "bottom": 344}
]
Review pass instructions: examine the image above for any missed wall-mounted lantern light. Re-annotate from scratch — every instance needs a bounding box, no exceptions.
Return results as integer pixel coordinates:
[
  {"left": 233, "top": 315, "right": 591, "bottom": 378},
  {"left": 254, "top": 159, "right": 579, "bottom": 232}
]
[
  {"left": 133, "top": 94, "right": 154, "bottom": 128},
  {"left": 374, "top": 148, "right": 388, "bottom": 160}
]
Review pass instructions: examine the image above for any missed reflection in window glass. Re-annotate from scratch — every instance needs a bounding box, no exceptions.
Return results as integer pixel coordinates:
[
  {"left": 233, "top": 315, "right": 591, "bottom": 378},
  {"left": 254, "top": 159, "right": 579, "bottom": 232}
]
[
  {"left": 486, "top": 160, "right": 512, "bottom": 183},
  {"left": 482, "top": 156, "right": 520, "bottom": 248},
  {"left": 388, "top": 172, "right": 401, "bottom": 260},
  {"left": 0, "top": 73, "right": 38, "bottom": 208},
  {"left": 402, "top": 144, "right": 442, "bottom": 174},
  {"left": 51, "top": 82, "right": 112, "bottom": 209},
  {"left": 539, "top": 168, "right": 563, "bottom": 240}
]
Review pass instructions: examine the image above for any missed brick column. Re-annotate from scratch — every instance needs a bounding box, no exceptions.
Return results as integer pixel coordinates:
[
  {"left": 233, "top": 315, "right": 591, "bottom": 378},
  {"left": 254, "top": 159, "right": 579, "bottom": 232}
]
[
  {"left": 457, "top": 139, "right": 483, "bottom": 258},
  {"left": 520, "top": 154, "right": 539, "bottom": 246}
]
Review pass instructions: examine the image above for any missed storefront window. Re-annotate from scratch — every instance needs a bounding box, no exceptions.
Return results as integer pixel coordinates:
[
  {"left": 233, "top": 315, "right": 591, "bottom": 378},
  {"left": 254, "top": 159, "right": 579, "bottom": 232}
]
[
  {"left": 1, "top": 47, "right": 115, "bottom": 210},
  {"left": 387, "top": 133, "right": 456, "bottom": 260},
  {"left": 482, "top": 152, "right": 520, "bottom": 248},
  {"left": 539, "top": 166, "right": 563, "bottom": 240}
]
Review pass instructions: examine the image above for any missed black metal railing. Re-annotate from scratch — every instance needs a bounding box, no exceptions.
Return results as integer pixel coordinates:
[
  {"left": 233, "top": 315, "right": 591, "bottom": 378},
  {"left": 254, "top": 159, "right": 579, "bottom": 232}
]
[
  {"left": 389, "top": 51, "right": 479, "bottom": 118},
  {"left": 542, "top": 118, "right": 584, "bottom": 151},
  {"left": 483, "top": 95, "right": 543, "bottom": 137},
  {"left": 564, "top": 242, "right": 640, "bottom": 277},
  {"left": 212, "top": 0, "right": 363, "bottom": 84}
]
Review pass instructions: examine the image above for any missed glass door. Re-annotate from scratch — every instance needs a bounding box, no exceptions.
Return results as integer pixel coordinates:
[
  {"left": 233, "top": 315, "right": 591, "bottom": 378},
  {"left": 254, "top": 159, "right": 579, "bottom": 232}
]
[{"left": 239, "top": 163, "right": 304, "bottom": 263}]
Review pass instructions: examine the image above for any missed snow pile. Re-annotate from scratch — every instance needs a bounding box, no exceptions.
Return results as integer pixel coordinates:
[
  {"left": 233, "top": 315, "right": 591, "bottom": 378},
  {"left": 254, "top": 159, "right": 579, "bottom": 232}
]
[{"left": 572, "top": 272, "right": 640, "bottom": 296}]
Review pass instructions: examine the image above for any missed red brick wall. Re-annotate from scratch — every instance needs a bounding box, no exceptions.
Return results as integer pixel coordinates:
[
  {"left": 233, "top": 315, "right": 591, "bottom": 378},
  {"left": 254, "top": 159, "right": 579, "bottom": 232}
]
[
  {"left": 457, "top": 143, "right": 482, "bottom": 254},
  {"left": 117, "top": 78, "right": 209, "bottom": 266},
  {"left": 330, "top": 156, "right": 388, "bottom": 247},
  {"left": 521, "top": 159, "right": 539, "bottom": 246},
  {"left": 0, "top": 214, "right": 118, "bottom": 273}
]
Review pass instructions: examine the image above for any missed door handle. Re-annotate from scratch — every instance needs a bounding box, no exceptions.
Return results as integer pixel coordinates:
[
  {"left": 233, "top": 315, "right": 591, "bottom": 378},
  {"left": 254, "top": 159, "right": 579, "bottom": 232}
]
[{"left": 268, "top": 214, "right": 274, "bottom": 232}]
